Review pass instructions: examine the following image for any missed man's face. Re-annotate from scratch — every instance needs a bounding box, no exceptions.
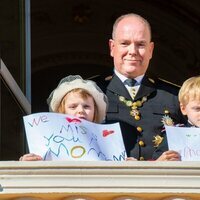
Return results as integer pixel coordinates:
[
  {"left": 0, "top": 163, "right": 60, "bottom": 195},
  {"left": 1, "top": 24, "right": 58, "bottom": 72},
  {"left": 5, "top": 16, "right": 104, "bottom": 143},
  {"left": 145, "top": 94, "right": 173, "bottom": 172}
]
[
  {"left": 109, "top": 16, "right": 154, "bottom": 79},
  {"left": 180, "top": 99, "right": 200, "bottom": 127}
]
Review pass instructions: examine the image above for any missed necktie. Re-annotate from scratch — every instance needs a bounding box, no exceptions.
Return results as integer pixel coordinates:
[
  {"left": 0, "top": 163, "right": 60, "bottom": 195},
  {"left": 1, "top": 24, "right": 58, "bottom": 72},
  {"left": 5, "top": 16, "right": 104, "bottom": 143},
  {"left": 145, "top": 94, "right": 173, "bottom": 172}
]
[
  {"left": 124, "top": 79, "right": 137, "bottom": 99},
  {"left": 124, "top": 79, "right": 136, "bottom": 87}
]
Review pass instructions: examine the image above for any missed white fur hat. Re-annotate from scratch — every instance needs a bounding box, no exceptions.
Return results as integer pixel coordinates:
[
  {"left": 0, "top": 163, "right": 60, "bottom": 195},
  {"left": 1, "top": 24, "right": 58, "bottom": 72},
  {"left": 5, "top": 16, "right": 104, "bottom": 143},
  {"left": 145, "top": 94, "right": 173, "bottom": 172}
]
[{"left": 47, "top": 75, "right": 108, "bottom": 123}]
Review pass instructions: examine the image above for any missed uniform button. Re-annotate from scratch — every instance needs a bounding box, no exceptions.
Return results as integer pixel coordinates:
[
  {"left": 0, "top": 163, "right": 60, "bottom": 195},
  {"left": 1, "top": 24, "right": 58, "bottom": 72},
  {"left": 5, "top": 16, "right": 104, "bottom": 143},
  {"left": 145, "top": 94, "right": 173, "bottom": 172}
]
[
  {"left": 139, "top": 140, "right": 145, "bottom": 147},
  {"left": 164, "top": 109, "right": 170, "bottom": 115},
  {"left": 139, "top": 157, "right": 144, "bottom": 161},
  {"left": 137, "top": 126, "right": 143, "bottom": 132},
  {"left": 134, "top": 115, "right": 140, "bottom": 120}
]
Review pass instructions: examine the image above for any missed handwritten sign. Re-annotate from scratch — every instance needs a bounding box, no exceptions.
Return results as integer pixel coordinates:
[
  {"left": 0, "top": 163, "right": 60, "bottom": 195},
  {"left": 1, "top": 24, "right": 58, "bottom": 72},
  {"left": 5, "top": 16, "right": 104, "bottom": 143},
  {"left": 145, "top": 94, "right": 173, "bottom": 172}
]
[
  {"left": 23, "top": 112, "right": 126, "bottom": 161},
  {"left": 165, "top": 125, "right": 200, "bottom": 161}
]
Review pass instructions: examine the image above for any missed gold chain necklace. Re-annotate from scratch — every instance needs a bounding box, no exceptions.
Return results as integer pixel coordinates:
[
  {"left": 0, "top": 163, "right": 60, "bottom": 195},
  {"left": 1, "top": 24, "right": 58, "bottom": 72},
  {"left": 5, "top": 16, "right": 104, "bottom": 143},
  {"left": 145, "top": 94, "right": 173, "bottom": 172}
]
[{"left": 118, "top": 95, "right": 148, "bottom": 120}]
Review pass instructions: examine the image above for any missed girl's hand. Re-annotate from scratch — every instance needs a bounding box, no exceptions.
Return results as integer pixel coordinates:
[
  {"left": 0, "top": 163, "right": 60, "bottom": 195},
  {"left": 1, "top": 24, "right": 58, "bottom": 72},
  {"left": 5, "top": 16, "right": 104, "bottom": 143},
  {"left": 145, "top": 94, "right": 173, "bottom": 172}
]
[
  {"left": 19, "top": 153, "right": 43, "bottom": 161},
  {"left": 126, "top": 157, "right": 137, "bottom": 161}
]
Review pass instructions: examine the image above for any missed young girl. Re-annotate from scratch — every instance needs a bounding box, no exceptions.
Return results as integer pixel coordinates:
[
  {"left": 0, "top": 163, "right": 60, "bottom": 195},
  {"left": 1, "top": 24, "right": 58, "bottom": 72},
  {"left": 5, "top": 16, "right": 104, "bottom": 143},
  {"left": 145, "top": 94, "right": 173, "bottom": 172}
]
[{"left": 20, "top": 75, "right": 108, "bottom": 161}]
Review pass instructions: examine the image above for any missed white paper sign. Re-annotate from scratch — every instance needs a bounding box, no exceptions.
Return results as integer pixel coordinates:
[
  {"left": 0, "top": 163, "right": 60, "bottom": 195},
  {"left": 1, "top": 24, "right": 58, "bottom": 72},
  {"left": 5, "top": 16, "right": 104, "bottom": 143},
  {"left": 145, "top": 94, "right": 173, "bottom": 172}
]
[
  {"left": 165, "top": 125, "right": 200, "bottom": 161},
  {"left": 23, "top": 112, "right": 126, "bottom": 161}
]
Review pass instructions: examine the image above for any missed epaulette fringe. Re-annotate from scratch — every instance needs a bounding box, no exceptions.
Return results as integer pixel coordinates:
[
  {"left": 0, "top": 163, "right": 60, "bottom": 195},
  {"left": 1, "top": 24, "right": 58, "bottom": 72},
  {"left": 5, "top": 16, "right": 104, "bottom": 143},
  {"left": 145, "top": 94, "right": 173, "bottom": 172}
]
[{"left": 157, "top": 77, "right": 181, "bottom": 88}]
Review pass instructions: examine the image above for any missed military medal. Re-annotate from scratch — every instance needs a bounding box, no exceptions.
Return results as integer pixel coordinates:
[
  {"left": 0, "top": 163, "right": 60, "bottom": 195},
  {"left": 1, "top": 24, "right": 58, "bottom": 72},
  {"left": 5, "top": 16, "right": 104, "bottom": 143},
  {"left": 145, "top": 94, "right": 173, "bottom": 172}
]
[
  {"left": 152, "top": 109, "right": 174, "bottom": 147},
  {"left": 161, "top": 114, "right": 174, "bottom": 126},
  {"left": 153, "top": 135, "right": 164, "bottom": 147}
]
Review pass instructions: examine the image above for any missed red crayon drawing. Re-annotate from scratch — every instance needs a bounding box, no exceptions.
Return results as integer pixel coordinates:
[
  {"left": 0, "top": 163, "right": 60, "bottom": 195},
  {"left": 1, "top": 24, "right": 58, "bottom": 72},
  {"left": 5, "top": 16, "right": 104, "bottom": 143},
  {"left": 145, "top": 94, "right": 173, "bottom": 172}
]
[
  {"left": 66, "top": 117, "right": 82, "bottom": 123},
  {"left": 102, "top": 130, "right": 115, "bottom": 137}
]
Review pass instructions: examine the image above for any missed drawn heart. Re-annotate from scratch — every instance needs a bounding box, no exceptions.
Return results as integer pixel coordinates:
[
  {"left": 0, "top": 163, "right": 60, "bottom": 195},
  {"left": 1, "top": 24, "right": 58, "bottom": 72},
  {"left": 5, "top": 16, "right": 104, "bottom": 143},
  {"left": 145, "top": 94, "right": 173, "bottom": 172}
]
[
  {"left": 65, "top": 117, "right": 81, "bottom": 123},
  {"left": 102, "top": 130, "right": 115, "bottom": 137}
]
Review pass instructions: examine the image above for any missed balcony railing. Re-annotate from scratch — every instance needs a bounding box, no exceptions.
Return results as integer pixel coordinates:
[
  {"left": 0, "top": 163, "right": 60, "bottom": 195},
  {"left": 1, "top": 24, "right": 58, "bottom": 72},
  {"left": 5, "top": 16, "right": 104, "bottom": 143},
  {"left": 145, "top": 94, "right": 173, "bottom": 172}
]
[{"left": 0, "top": 161, "right": 200, "bottom": 200}]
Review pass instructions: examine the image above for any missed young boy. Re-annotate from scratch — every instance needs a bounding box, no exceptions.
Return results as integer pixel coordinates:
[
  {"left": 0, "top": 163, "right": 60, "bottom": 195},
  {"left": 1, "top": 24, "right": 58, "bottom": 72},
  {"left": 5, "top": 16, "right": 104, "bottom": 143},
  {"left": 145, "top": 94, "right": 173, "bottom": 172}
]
[
  {"left": 153, "top": 75, "right": 200, "bottom": 161},
  {"left": 20, "top": 75, "right": 108, "bottom": 161}
]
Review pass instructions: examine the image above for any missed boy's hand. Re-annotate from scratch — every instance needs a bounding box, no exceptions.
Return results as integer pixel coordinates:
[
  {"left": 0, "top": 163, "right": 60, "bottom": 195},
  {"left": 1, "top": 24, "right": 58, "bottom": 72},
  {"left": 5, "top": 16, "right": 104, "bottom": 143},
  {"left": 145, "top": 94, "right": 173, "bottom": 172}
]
[{"left": 156, "top": 150, "right": 181, "bottom": 161}]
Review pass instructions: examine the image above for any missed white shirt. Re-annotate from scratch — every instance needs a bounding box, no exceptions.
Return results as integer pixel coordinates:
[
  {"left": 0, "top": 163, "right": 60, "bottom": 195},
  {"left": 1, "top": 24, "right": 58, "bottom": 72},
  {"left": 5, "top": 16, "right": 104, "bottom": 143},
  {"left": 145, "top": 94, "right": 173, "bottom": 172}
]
[{"left": 114, "top": 70, "right": 144, "bottom": 100}]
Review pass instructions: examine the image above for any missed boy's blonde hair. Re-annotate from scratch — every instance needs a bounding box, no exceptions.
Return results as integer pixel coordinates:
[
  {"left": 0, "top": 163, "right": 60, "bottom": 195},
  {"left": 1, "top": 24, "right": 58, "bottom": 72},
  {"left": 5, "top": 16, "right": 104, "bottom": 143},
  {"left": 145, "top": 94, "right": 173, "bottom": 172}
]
[
  {"left": 178, "top": 76, "right": 200, "bottom": 106},
  {"left": 57, "top": 88, "right": 98, "bottom": 122}
]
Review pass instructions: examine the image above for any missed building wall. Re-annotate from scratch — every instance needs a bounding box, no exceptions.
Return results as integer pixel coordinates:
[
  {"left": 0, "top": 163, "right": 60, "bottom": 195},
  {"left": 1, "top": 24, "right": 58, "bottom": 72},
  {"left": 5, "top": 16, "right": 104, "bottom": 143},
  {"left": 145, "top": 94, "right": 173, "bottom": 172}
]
[{"left": 0, "top": 1, "right": 31, "bottom": 160}]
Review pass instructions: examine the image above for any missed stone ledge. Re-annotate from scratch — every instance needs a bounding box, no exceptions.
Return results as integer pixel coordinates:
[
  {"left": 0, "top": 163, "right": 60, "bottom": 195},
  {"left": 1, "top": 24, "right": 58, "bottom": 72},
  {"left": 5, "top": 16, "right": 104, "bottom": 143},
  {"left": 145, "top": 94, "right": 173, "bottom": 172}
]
[{"left": 0, "top": 161, "right": 200, "bottom": 199}]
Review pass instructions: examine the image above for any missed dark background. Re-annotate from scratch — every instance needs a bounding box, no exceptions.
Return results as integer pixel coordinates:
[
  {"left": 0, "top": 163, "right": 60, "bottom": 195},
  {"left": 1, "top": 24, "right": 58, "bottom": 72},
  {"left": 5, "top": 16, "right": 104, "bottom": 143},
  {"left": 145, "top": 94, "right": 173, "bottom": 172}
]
[{"left": 31, "top": 0, "right": 200, "bottom": 112}]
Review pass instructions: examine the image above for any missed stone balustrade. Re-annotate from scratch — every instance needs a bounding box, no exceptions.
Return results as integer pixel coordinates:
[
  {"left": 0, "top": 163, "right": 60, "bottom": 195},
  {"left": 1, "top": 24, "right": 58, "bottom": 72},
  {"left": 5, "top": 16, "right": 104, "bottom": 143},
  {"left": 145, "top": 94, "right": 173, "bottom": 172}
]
[{"left": 0, "top": 161, "right": 200, "bottom": 200}]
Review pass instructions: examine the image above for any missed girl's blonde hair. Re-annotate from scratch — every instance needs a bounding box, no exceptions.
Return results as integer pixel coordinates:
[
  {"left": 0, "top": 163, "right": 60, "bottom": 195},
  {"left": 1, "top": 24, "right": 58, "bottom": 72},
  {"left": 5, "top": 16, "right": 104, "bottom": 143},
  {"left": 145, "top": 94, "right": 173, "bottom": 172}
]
[
  {"left": 178, "top": 76, "right": 200, "bottom": 106},
  {"left": 56, "top": 88, "right": 98, "bottom": 122}
]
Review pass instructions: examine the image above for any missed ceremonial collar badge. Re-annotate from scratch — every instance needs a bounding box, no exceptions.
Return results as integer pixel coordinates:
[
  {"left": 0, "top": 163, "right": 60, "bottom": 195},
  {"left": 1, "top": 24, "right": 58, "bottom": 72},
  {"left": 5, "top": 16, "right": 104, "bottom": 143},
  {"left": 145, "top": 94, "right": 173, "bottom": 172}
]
[{"left": 118, "top": 96, "right": 147, "bottom": 120}]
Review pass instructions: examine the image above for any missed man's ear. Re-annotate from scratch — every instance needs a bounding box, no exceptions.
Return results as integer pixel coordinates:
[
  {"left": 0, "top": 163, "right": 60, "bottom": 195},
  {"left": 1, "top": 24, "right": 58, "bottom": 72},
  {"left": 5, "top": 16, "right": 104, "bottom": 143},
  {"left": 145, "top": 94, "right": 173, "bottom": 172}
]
[
  {"left": 180, "top": 103, "right": 187, "bottom": 115},
  {"left": 109, "top": 39, "right": 114, "bottom": 57},
  {"left": 149, "top": 42, "right": 154, "bottom": 59}
]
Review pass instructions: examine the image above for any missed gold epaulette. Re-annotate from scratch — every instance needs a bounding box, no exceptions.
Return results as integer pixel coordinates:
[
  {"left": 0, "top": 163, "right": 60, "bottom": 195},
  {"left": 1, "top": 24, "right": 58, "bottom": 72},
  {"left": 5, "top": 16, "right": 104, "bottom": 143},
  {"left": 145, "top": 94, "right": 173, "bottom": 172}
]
[
  {"left": 105, "top": 75, "right": 112, "bottom": 81},
  {"left": 157, "top": 77, "right": 181, "bottom": 88},
  {"left": 148, "top": 78, "right": 155, "bottom": 84}
]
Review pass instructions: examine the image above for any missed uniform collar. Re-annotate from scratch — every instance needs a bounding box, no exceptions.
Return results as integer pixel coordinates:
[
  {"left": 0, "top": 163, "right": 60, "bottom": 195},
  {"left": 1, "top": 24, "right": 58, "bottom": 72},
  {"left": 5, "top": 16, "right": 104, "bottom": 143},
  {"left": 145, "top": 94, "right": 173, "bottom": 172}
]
[
  {"left": 107, "top": 73, "right": 156, "bottom": 100},
  {"left": 114, "top": 70, "right": 144, "bottom": 85}
]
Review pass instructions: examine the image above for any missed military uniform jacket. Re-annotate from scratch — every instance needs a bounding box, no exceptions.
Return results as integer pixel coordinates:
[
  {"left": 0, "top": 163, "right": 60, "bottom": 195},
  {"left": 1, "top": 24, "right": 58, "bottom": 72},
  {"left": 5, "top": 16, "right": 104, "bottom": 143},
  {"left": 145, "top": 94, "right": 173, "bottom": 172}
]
[{"left": 105, "top": 74, "right": 184, "bottom": 160}]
